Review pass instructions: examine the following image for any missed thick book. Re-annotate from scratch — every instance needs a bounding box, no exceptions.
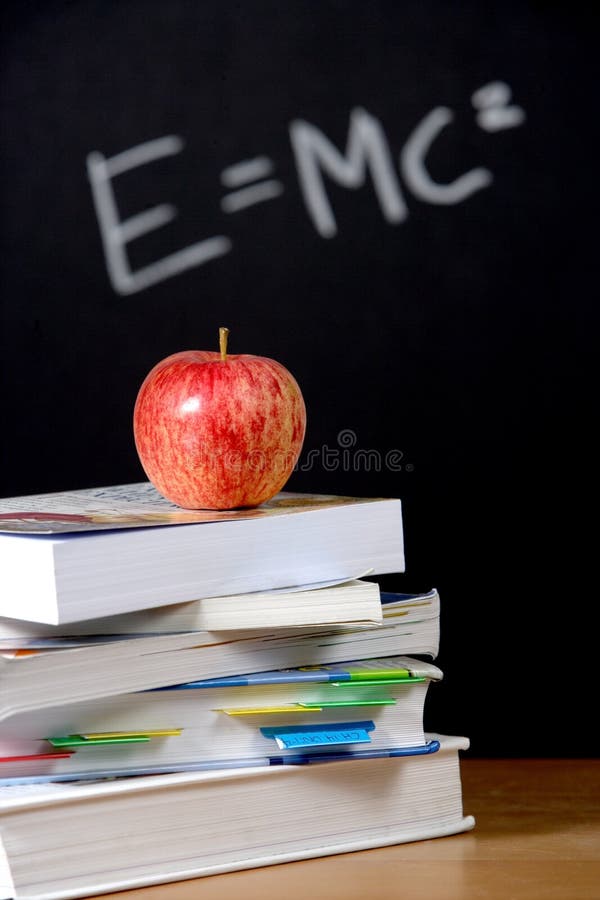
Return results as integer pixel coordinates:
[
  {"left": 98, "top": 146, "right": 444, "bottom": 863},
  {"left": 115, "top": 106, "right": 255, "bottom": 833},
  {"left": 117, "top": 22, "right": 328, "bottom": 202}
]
[
  {"left": 0, "top": 579, "right": 383, "bottom": 641},
  {"left": 0, "top": 591, "right": 440, "bottom": 722},
  {"left": 0, "top": 483, "right": 404, "bottom": 625},
  {"left": 0, "top": 734, "right": 473, "bottom": 900},
  {"left": 0, "top": 656, "right": 442, "bottom": 780}
]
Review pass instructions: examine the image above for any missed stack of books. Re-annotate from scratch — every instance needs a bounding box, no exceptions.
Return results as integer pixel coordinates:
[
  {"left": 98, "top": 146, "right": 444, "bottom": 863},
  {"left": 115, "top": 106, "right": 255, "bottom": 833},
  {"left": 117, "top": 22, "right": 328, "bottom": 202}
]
[{"left": 0, "top": 483, "right": 473, "bottom": 899}]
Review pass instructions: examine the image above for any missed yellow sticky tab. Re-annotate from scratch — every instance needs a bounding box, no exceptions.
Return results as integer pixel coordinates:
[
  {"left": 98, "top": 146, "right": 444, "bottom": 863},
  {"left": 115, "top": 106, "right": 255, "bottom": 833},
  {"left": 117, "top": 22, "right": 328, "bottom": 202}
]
[
  {"left": 216, "top": 705, "right": 321, "bottom": 717},
  {"left": 79, "top": 729, "right": 182, "bottom": 739}
]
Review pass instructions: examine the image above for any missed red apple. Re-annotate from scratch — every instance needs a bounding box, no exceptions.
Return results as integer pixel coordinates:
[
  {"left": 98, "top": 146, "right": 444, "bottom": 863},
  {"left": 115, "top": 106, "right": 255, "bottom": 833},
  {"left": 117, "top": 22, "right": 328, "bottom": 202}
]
[{"left": 133, "top": 328, "right": 307, "bottom": 509}]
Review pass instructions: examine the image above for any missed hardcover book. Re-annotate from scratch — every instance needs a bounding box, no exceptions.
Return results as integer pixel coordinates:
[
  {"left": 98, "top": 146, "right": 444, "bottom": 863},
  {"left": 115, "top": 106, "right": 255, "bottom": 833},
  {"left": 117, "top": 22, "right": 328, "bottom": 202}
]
[{"left": 0, "top": 734, "right": 473, "bottom": 900}]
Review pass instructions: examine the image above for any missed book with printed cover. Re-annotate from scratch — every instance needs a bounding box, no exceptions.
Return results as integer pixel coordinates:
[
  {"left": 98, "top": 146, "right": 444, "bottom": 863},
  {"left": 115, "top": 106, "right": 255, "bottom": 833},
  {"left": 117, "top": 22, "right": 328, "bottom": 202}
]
[{"left": 0, "top": 483, "right": 404, "bottom": 625}]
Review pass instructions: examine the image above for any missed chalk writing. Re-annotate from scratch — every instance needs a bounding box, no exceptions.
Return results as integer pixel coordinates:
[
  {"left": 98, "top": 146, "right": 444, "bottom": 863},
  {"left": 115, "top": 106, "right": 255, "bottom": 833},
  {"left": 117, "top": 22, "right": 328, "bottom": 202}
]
[
  {"left": 290, "top": 107, "right": 407, "bottom": 238},
  {"left": 471, "top": 81, "right": 526, "bottom": 132},
  {"left": 87, "top": 136, "right": 231, "bottom": 296},
  {"left": 400, "top": 107, "right": 493, "bottom": 205},
  {"left": 220, "top": 156, "right": 284, "bottom": 213},
  {"left": 87, "top": 83, "right": 525, "bottom": 296}
]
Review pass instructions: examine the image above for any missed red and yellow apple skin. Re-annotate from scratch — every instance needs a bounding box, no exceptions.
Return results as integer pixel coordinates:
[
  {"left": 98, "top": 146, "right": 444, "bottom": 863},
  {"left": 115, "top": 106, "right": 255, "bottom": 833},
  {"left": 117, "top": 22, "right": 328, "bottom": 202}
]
[{"left": 133, "top": 348, "right": 306, "bottom": 510}]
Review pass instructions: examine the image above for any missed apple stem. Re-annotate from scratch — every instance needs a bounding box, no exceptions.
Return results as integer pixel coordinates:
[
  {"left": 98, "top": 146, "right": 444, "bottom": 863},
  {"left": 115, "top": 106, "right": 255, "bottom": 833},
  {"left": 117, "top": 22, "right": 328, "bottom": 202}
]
[{"left": 219, "top": 327, "right": 229, "bottom": 362}]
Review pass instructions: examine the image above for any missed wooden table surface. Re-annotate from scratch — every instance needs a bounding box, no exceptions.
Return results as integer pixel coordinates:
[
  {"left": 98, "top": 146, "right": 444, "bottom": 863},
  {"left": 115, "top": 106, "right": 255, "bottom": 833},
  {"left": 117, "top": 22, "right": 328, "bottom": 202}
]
[{"left": 90, "top": 759, "right": 600, "bottom": 900}]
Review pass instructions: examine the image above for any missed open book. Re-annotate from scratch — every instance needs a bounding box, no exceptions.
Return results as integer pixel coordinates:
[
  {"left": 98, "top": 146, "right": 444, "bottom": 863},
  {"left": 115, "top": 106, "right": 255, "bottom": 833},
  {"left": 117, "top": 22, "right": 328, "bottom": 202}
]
[
  {"left": 0, "top": 591, "right": 440, "bottom": 722},
  {"left": 0, "top": 483, "right": 404, "bottom": 625},
  {"left": 0, "top": 734, "right": 473, "bottom": 900}
]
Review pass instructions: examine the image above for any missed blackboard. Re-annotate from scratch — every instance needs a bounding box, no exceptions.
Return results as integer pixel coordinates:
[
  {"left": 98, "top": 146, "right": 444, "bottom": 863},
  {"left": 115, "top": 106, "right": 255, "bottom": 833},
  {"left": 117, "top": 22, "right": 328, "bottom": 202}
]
[{"left": 1, "top": 1, "right": 596, "bottom": 755}]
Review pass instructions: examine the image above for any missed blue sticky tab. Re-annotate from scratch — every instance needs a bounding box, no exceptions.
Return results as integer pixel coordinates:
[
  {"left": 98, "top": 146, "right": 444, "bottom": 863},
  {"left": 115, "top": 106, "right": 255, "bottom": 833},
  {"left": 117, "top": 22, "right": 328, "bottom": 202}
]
[{"left": 260, "top": 720, "right": 375, "bottom": 750}]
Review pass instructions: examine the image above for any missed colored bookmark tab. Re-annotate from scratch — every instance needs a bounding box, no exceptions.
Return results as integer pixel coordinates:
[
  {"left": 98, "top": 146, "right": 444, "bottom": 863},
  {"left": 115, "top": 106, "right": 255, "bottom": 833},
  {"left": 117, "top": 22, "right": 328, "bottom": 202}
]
[
  {"left": 298, "top": 698, "right": 395, "bottom": 709},
  {"left": 80, "top": 730, "right": 182, "bottom": 739},
  {"left": 348, "top": 668, "right": 411, "bottom": 681},
  {"left": 336, "top": 676, "right": 426, "bottom": 687},
  {"left": 217, "top": 697, "right": 396, "bottom": 716},
  {"left": 216, "top": 705, "right": 313, "bottom": 716},
  {"left": 261, "top": 720, "right": 375, "bottom": 750},
  {"left": 47, "top": 735, "right": 150, "bottom": 748},
  {"left": 47, "top": 729, "right": 182, "bottom": 748},
  {"left": 1, "top": 752, "right": 73, "bottom": 763}
]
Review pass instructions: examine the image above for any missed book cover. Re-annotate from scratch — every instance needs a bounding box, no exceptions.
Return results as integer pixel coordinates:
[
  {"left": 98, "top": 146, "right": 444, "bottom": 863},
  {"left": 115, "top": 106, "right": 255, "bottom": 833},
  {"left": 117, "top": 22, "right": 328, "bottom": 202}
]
[
  {"left": 0, "top": 485, "right": 404, "bottom": 625},
  {"left": 0, "top": 482, "right": 396, "bottom": 534}
]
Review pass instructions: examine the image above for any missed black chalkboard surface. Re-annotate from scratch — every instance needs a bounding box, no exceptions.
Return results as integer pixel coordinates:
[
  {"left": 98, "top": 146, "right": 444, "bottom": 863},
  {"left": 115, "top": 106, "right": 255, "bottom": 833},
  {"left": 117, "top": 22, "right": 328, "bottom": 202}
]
[{"left": 0, "top": 1, "right": 596, "bottom": 755}]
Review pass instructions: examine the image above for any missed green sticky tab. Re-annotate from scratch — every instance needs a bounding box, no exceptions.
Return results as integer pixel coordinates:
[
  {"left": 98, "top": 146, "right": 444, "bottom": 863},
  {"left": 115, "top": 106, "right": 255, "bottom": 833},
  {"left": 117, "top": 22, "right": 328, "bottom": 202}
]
[
  {"left": 349, "top": 669, "right": 410, "bottom": 681},
  {"left": 47, "top": 735, "right": 150, "bottom": 748},
  {"left": 298, "top": 698, "right": 396, "bottom": 709},
  {"left": 46, "top": 736, "right": 88, "bottom": 748},
  {"left": 338, "top": 676, "right": 426, "bottom": 687}
]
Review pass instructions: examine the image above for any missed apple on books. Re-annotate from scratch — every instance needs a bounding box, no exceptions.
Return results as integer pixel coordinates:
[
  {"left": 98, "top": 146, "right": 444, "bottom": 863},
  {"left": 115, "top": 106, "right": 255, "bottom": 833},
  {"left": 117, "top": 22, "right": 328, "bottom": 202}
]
[{"left": 133, "top": 328, "right": 307, "bottom": 510}]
